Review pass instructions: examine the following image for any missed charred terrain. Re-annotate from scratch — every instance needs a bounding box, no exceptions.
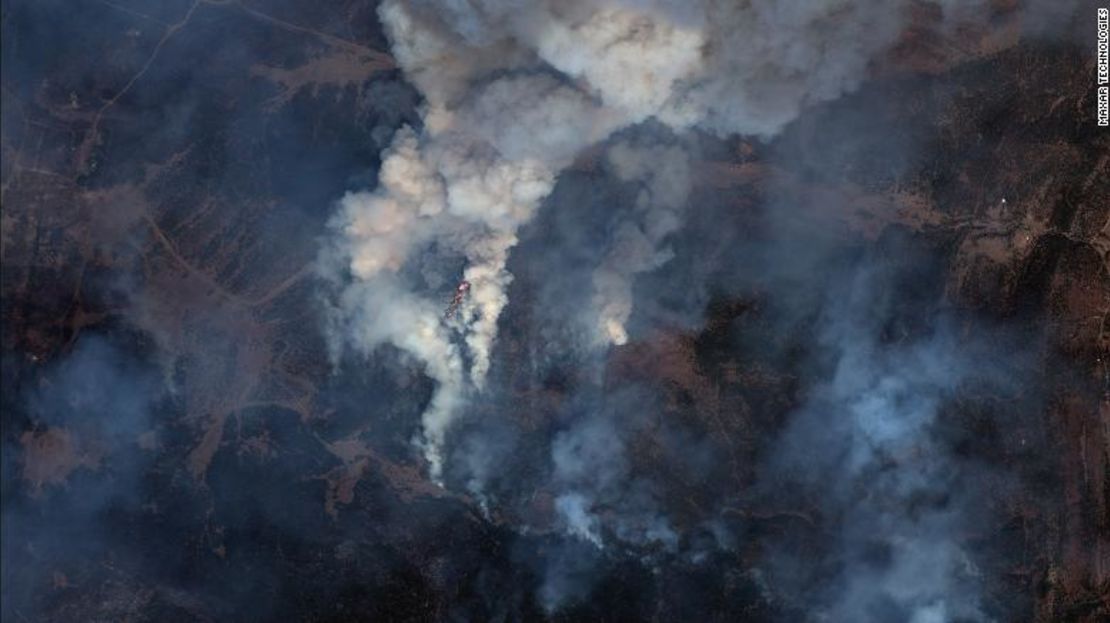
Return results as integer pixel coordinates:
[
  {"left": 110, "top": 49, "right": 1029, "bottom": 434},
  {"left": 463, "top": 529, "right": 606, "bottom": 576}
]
[{"left": 1, "top": 1, "right": 1108, "bottom": 622}]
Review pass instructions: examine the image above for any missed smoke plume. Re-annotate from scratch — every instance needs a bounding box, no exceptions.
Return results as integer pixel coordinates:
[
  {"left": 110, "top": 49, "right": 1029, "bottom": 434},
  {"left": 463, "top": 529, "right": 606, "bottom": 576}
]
[
  {"left": 322, "top": 0, "right": 959, "bottom": 479},
  {"left": 592, "top": 138, "right": 691, "bottom": 346}
]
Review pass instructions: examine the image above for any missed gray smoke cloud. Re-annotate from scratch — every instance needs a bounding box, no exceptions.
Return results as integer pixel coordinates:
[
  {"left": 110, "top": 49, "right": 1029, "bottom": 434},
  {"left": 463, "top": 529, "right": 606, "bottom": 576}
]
[
  {"left": 592, "top": 138, "right": 692, "bottom": 346},
  {"left": 321, "top": 0, "right": 973, "bottom": 482},
  {"left": 550, "top": 387, "right": 679, "bottom": 550},
  {"left": 317, "top": 1, "right": 1073, "bottom": 615},
  {"left": 761, "top": 258, "right": 1021, "bottom": 622}
]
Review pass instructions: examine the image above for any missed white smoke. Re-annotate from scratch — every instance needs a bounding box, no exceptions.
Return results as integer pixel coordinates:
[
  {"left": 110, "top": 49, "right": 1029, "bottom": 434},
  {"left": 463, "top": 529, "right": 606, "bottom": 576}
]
[{"left": 325, "top": 0, "right": 963, "bottom": 480}]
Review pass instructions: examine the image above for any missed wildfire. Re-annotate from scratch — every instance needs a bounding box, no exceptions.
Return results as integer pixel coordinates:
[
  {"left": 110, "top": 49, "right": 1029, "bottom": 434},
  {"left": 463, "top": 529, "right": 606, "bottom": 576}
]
[{"left": 443, "top": 280, "right": 470, "bottom": 320}]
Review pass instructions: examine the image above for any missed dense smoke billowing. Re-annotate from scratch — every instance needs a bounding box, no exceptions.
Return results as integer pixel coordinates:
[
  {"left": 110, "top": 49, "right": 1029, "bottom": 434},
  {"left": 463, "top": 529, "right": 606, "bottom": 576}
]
[
  {"left": 6, "top": 0, "right": 1099, "bottom": 619},
  {"left": 322, "top": 0, "right": 975, "bottom": 480},
  {"left": 315, "top": 0, "right": 1059, "bottom": 618}
]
